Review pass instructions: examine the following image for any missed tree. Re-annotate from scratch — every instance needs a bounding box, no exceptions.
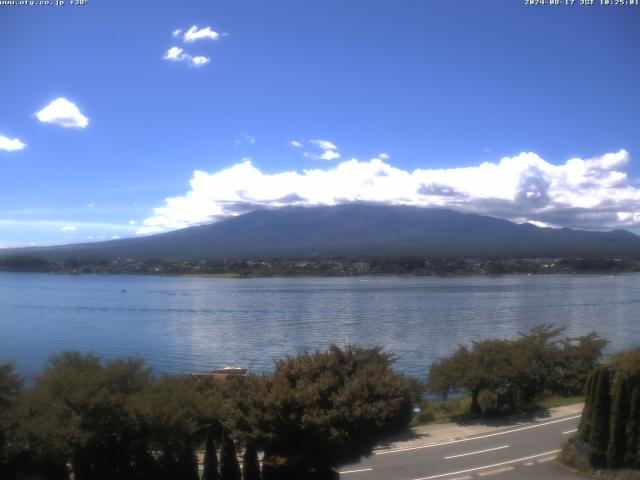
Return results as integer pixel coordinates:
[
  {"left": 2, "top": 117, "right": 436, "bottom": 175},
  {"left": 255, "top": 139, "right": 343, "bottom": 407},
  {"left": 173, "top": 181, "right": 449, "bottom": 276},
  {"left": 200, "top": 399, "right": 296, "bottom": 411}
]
[
  {"left": 220, "top": 434, "right": 241, "bottom": 480},
  {"left": 426, "top": 346, "right": 468, "bottom": 401},
  {"left": 557, "top": 332, "right": 608, "bottom": 395},
  {"left": 427, "top": 325, "right": 607, "bottom": 416},
  {"left": 130, "top": 375, "right": 211, "bottom": 480},
  {"left": 588, "top": 367, "right": 611, "bottom": 467},
  {"left": 511, "top": 325, "right": 565, "bottom": 403},
  {"left": 259, "top": 345, "right": 413, "bottom": 477},
  {"left": 0, "top": 362, "right": 21, "bottom": 410},
  {"left": 465, "top": 339, "right": 514, "bottom": 414},
  {"left": 578, "top": 368, "right": 597, "bottom": 442},
  {"left": 607, "top": 373, "right": 629, "bottom": 468},
  {"left": 202, "top": 427, "right": 219, "bottom": 480},
  {"left": 176, "top": 446, "right": 199, "bottom": 480},
  {"left": 242, "top": 443, "right": 260, "bottom": 480},
  {"left": 625, "top": 385, "right": 640, "bottom": 468}
]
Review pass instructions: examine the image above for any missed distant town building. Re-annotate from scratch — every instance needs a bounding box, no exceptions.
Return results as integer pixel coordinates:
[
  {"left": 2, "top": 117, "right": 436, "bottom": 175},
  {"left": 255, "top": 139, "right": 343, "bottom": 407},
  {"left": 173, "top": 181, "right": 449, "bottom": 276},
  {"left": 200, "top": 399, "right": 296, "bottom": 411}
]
[{"left": 351, "top": 262, "right": 370, "bottom": 273}]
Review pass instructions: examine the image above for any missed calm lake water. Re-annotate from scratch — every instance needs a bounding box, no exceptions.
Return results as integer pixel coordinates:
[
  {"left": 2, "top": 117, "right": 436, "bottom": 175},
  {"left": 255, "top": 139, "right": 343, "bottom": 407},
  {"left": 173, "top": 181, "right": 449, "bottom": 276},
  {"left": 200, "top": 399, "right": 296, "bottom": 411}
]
[{"left": 1, "top": 272, "right": 639, "bottom": 378}]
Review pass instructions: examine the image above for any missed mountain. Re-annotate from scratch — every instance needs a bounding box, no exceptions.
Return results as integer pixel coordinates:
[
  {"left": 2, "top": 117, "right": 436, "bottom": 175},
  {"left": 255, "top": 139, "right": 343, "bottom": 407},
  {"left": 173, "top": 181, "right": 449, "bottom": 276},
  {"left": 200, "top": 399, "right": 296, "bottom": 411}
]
[{"left": 2, "top": 204, "right": 640, "bottom": 260}]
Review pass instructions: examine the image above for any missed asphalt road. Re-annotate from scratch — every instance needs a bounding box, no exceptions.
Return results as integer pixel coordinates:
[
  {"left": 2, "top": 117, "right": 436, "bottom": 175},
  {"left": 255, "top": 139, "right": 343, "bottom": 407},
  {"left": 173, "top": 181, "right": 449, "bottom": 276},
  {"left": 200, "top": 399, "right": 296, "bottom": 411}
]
[{"left": 339, "top": 413, "right": 582, "bottom": 480}]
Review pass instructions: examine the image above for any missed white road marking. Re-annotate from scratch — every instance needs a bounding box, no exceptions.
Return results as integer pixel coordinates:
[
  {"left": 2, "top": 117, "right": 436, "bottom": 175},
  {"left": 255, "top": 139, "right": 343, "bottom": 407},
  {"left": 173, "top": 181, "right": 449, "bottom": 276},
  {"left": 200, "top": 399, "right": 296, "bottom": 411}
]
[
  {"left": 562, "top": 429, "right": 577, "bottom": 435},
  {"left": 376, "top": 415, "right": 580, "bottom": 456},
  {"left": 338, "top": 468, "right": 373, "bottom": 475},
  {"left": 444, "top": 445, "right": 509, "bottom": 460},
  {"left": 412, "top": 449, "right": 561, "bottom": 480},
  {"left": 477, "top": 466, "right": 515, "bottom": 476},
  {"left": 536, "top": 456, "right": 556, "bottom": 463}
]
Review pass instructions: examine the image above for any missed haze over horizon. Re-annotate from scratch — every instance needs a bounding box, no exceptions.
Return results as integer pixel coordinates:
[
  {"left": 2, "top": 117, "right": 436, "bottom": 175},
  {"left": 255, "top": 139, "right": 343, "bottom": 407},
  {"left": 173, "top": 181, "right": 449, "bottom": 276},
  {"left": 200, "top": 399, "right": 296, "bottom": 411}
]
[{"left": 1, "top": 1, "right": 639, "bottom": 248}]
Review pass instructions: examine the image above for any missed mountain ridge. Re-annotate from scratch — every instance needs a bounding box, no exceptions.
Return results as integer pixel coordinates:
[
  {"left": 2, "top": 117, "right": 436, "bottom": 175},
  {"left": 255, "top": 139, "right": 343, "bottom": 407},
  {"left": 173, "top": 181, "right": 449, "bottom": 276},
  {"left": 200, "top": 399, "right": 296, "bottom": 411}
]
[{"left": 2, "top": 204, "right": 639, "bottom": 260}]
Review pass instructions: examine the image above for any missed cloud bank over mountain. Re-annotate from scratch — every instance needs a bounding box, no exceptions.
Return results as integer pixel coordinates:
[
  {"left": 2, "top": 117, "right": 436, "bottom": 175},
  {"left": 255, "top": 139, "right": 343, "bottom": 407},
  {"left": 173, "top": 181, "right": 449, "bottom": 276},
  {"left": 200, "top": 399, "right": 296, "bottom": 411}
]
[{"left": 138, "top": 150, "right": 639, "bottom": 235}]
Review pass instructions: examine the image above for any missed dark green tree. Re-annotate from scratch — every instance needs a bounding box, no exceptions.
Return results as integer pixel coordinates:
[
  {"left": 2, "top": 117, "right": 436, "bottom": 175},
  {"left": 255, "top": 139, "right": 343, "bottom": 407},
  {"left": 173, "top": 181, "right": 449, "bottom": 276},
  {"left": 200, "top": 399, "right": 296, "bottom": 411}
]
[
  {"left": 557, "top": 332, "right": 608, "bottom": 395},
  {"left": 465, "top": 339, "right": 514, "bottom": 414},
  {"left": 202, "top": 428, "right": 219, "bottom": 480},
  {"left": 242, "top": 443, "right": 260, "bottom": 480},
  {"left": 607, "top": 374, "right": 629, "bottom": 468},
  {"left": 625, "top": 385, "right": 640, "bottom": 467},
  {"left": 426, "top": 346, "right": 468, "bottom": 401},
  {"left": 259, "top": 345, "right": 413, "bottom": 477},
  {"left": 261, "top": 450, "right": 277, "bottom": 480},
  {"left": 220, "top": 434, "right": 241, "bottom": 480},
  {"left": 578, "top": 369, "right": 598, "bottom": 441},
  {"left": 588, "top": 367, "right": 611, "bottom": 467},
  {"left": 176, "top": 446, "right": 199, "bottom": 480}
]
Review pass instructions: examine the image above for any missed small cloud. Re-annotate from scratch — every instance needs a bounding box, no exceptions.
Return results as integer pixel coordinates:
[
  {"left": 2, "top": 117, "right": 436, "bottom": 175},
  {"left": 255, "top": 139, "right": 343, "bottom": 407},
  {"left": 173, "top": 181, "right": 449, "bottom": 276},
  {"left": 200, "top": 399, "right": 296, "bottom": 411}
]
[
  {"left": 378, "top": 152, "right": 390, "bottom": 160},
  {"left": 128, "top": 220, "right": 136, "bottom": 225},
  {"left": 310, "top": 139, "right": 337, "bottom": 151},
  {"left": 0, "top": 135, "right": 26, "bottom": 152},
  {"left": 289, "top": 140, "right": 303, "bottom": 148},
  {"left": 184, "top": 25, "right": 219, "bottom": 42},
  {"left": 111, "top": 235, "right": 121, "bottom": 240},
  {"left": 305, "top": 139, "right": 340, "bottom": 161},
  {"left": 164, "top": 46, "right": 187, "bottom": 61},
  {"left": 36, "top": 98, "right": 89, "bottom": 128},
  {"left": 163, "top": 47, "right": 210, "bottom": 68},
  {"left": 172, "top": 28, "right": 182, "bottom": 37},
  {"left": 87, "top": 203, "right": 95, "bottom": 208},
  {"left": 60, "top": 226, "right": 77, "bottom": 232},
  {"left": 318, "top": 150, "right": 340, "bottom": 161},
  {"left": 191, "top": 56, "right": 210, "bottom": 67}
]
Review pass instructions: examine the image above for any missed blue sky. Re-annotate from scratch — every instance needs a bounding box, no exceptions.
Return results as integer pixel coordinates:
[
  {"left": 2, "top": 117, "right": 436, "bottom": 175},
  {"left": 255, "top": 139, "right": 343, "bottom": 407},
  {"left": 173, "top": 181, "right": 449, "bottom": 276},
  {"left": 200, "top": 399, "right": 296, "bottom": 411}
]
[{"left": 1, "top": 0, "right": 639, "bottom": 247}]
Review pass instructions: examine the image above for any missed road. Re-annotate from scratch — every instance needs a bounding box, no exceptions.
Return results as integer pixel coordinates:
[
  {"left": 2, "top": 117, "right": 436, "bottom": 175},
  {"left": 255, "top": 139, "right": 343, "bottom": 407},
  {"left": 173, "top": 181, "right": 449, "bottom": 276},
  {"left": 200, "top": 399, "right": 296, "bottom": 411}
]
[{"left": 339, "top": 413, "right": 582, "bottom": 480}]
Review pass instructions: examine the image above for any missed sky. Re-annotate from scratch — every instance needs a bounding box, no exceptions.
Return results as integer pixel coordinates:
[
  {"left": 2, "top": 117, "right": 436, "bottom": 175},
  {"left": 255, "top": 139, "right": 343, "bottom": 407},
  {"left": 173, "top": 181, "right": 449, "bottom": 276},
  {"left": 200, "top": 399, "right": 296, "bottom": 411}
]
[{"left": 1, "top": 0, "right": 639, "bottom": 247}]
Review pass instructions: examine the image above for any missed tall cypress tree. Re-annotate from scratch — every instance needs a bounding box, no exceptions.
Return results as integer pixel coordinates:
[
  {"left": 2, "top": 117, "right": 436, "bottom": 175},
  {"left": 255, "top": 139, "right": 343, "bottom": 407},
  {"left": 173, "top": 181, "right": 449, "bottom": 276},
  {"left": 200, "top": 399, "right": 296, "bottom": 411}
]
[
  {"left": 579, "top": 369, "right": 597, "bottom": 441},
  {"left": 176, "top": 446, "right": 200, "bottom": 480},
  {"left": 220, "top": 434, "right": 241, "bottom": 480},
  {"left": 261, "top": 450, "right": 276, "bottom": 480},
  {"left": 203, "top": 429, "right": 220, "bottom": 480},
  {"left": 588, "top": 368, "right": 611, "bottom": 468},
  {"left": 242, "top": 443, "right": 261, "bottom": 480},
  {"left": 607, "top": 374, "right": 629, "bottom": 469},
  {"left": 624, "top": 385, "right": 640, "bottom": 468}
]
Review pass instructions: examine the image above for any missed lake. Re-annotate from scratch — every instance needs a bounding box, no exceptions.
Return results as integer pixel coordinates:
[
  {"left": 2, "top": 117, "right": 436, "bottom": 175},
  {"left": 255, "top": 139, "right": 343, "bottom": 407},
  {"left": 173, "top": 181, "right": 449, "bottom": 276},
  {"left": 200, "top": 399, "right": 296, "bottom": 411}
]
[{"left": 1, "top": 272, "right": 638, "bottom": 378}]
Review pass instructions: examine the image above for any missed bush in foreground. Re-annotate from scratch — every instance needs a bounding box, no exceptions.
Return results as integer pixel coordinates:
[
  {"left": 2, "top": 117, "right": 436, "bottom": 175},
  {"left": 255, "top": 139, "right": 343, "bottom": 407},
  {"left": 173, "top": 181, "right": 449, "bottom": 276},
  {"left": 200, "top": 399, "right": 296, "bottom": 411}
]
[{"left": 0, "top": 345, "right": 414, "bottom": 480}]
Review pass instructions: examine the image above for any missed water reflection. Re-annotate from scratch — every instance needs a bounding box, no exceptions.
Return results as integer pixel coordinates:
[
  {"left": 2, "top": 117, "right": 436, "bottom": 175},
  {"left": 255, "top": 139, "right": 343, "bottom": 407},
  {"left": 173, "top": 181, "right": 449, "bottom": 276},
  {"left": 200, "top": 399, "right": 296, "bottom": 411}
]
[{"left": 1, "top": 273, "right": 639, "bottom": 377}]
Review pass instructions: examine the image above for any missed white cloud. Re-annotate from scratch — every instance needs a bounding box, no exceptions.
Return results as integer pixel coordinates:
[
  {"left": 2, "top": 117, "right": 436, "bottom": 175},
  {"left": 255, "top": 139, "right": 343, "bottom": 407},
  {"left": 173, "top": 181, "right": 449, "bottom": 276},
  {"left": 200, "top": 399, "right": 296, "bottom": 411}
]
[
  {"left": 35, "top": 98, "right": 89, "bottom": 128},
  {"left": 138, "top": 149, "right": 640, "bottom": 235},
  {"left": 304, "top": 150, "right": 341, "bottom": 161},
  {"left": 0, "top": 135, "right": 26, "bottom": 152},
  {"left": 164, "top": 46, "right": 186, "bottom": 60},
  {"left": 289, "top": 140, "right": 303, "bottom": 148},
  {"left": 111, "top": 235, "right": 121, "bottom": 240},
  {"left": 191, "top": 56, "right": 210, "bottom": 66},
  {"left": 310, "top": 139, "right": 337, "bottom": 151},
  {"left": 128, "top": 220, "right": 137, "bottom": 225},
  {"left": 184, "top": 25, "right": 219, "bottom": 42},
  {"left": 87, "top": 203, "right": 95, "bottom": 208},
  {"left": 378, "top": 152, "right": 390, "bottom": 160},
  {"left": 172, "top": 28, "right": 182, "bottom": 37},
  {"left": 304, "top": 139, "right": 341, "bottom": 161},
  {"left": 163, "top": 47, "right": 210, "bottom": 67},
  {"left": 60, "top": 226, "right": 77, "bottom": 232}
]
